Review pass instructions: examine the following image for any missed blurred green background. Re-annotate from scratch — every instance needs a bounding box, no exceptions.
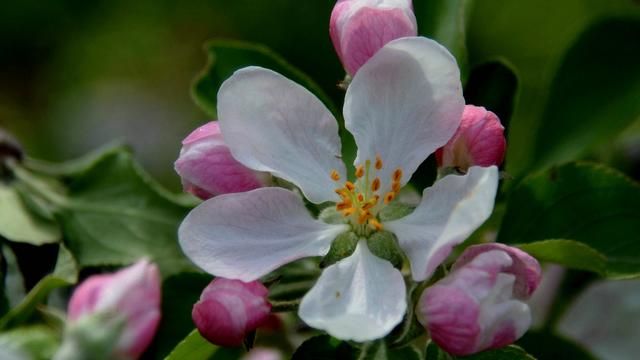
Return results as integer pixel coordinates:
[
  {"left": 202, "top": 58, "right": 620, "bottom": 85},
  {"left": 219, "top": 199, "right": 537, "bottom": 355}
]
[
  {"left": 0, "top": 0, "right": 345, "bottom": 191},
  {"left": 2, "top": 0, "right": 640, "bottom": 191}
]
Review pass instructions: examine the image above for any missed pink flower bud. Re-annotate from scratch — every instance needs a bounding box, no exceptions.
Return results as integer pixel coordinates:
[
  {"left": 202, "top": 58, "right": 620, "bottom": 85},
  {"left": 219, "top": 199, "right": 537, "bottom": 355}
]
[
  {"left": 67, "top": 259, "right": 161, "bottom": 359},
  {"left": 416, "top": 244, "right": 541, "bottom": 356},
  {"left": 330, "top": 0, "right": 418, "bottom": 75},
  {"left": 192, "top": 278, "right": 272, "bottom": 347},
  {"left": 436, "top": 105, "right": 506, "bottom": 171},
  {"left": 175, "top": 122, "right": 268, "bottom": 200}
]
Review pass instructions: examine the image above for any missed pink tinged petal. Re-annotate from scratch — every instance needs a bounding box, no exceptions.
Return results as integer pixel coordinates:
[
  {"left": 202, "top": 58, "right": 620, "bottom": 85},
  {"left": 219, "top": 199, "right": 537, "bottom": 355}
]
[
  {"left": 299, "top": 241, "right": 406, "bottom": 341},
  {"left": 193, "top": 278, "right": 271, "bottom": 347},
  {"left": 344, "top": 37, "right": 464, "bottom": 194},
  {"left": 436, "top": 105, "right": 506, "bottom": 170},
  {"left": 242, "top": 348, "right": 283, "bottom": 360},
  {"left": 67, "top": 274, "right": 112, "bottom": 321},
  {"left": 178, "top": 187, "right": 348, "bottom": 282},
  {"left": 331, "top": 0, "right": 417, "bottom": 75},
  {"left": 385, "top": 166, "right": 499, "bottom": 281},
  {"left": 67, "top": 259, "right": 162, "bottom": 359},
  {"left": 217, "top": 67, "right": 346, "bottom": 204},
  {"left": 175, "top": 121, "right": 267, "bottom": 200},
  {"left": 453, "top": 243, "right": 542, "bottom": 299},
  {"left": 417, "top": 285, "right": 481, "bottom": 355},
  {"left": 417, "top": 250, "right": 532, "bottom": 356}
]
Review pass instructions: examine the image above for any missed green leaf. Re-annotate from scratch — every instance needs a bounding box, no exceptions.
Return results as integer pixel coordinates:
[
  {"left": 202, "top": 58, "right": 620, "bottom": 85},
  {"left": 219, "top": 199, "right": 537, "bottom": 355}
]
[
  {"left": 0, "top": 275, "right": 71, "bottom": 330},
  {"left": 19, "top": 147, "right": 196, "bottom": 277},
  {"left": 426, "top": 341, "right": 536, "bottom": 360},
  {"left": 416, "top": 0, "right": 474, "bottom": 83},
  {"left": 498, "top": 162, "right": 640, "bottom": 278},
  {"left": 425, "top": 341, "right": 451, "bottom": 360},
  {"left": 292, "top": 335, "right": 357, "bottom": 360},
  {"left": 516, "top": 240, "right": 607, "bottom": 275},
  {"left": 0, "top": 244, "right": 25, "bottom": 312},
  {"left": 192, "top": 39, "right": 338, "bottom": 118},
  {"left": 516, "top": 331, "right": 596, "bottom": 360},
  {"left": 0, "top": 325, "right": 60, "bottom": 360},
  {"left": 468, "top": 0, "right": 640, "bottom": 177},
  {"left": 164, "top": 329, "right": 243, "bottom": 360},
  {"left": 151, "top": 272, "right": 212, "bottom": 359},
  {"left": 532, "top": 19, "right": 640, "bottom": 171},
  {"left": 0, "top": 183, "right": 60, "bottom": 245}
]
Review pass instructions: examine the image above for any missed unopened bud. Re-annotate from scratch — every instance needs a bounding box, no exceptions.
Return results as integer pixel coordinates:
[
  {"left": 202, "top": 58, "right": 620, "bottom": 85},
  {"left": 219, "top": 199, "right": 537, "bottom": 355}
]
[
  {"left": 416, "top": 244, "right": 541, "bottom": 356},
  {"left": 192, "top": 278, "right": 271, "bottom": 347},
  {"left": 436, "top": 105, "right": 506, "bottom": 172},
  {"left": 330, "top": 0, "right": 417, "bottom": 76},
  {"left": 175, "top": 122, "right": 269, "bottom": 200},
  {"left": 62, "top": 259, "right": 162, "bottom": 359}
]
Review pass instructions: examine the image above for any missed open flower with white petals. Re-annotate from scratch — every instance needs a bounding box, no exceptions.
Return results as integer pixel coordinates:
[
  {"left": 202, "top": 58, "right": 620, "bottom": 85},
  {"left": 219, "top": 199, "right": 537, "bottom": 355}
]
[{"left": 178, "top": 37, "right": 499, "bottom": 342}]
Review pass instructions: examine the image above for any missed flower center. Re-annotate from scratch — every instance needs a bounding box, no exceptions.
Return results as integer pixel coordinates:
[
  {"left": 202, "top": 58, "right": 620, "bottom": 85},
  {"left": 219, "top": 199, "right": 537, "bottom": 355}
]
[{"left": 330, "top": 155, "right": 402, "bottom": 235}]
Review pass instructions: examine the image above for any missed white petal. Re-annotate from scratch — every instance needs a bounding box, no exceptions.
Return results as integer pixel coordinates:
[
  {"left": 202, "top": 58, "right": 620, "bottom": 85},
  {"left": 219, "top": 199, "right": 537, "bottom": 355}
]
[
  {"left": 178, "top": 188, "right": 348, "bottom": 281},
  {"left": 299, "top": 241, "right": 406, "bottom": 341},
  {"left": 217, "top": 67, "right": 345, "bottom": 204},
  {"left": 385, "top": 166, "right": 498, "bottom": 281},
  {"left": 344, "top": 37, "right": 464, "bottom": 192}
]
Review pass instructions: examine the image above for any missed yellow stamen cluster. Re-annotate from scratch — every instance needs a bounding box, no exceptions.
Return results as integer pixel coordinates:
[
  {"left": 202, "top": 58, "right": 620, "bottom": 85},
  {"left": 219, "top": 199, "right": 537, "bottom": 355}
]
[{"left": 330, "top": 155, "right": 403, "bottom": 233}]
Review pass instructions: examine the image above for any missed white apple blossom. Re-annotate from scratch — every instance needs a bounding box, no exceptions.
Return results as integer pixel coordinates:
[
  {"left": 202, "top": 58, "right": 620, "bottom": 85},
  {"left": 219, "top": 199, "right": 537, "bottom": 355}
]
[{"left": 178, "top": 37, "right": 498, "bottom": 341}]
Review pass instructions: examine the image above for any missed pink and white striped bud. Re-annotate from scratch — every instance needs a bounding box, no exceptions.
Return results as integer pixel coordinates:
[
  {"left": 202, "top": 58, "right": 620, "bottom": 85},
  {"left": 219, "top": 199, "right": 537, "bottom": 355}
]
[
  {"left": 66, "top": 259, "right": 161, "bottom": 359},
  {"left": 416, "top": 244, "right": 541, "bottom": 356},
  {"left": 436, "top": 105, "right": 506, "bottom": 172},
  {"left": 330, "top": 0, "right": 417, "bottom": 76},
  {"left": 192, "top": 278, "right": 272, "bottom": 347},
  {"left": 175, "top": 122, "right": 269, "bottom": 200}
]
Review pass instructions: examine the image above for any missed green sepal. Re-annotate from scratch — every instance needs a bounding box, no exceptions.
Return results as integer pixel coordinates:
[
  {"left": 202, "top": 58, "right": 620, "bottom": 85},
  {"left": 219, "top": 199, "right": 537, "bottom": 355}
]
[
  {"left": 320, "top": 231, "right": 358, "bottom": 268},
  {"left": 366, "top": 231, "right": 404, "bottom": 269},
  {"left": 378, "top": 203, "right": 414, "bottom": 222}
]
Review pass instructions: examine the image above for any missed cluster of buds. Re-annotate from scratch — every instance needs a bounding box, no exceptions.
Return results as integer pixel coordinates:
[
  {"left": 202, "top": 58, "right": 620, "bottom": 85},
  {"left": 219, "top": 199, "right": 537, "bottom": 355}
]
[{"left": 172, "top": 0, "right": 523, "bottom": 357}]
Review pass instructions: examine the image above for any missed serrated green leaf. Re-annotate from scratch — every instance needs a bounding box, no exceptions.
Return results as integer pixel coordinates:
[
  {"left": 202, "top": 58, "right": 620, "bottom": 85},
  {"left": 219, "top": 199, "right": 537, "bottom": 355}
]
[
  {"left": 516, "top": 240, "right": 607, "bottom": 275},
  {"left": 416, "top": 0, "right": 474, "bottom": 83},
  {"left": 192, "top": 39, "right": 338, "bottom": 118},
  {"left": 0, "top": 325, "right": 60, "bottom": 360},
  {"left": 468, "top": 0, "right": 640, "bottom": 177},
  {"left": 0, "top": 183, "right": 59, "bottom": 245},
  {"left": 17, "top": 147, "right": 196, "bottom": 277},
  {"left": 164, "top": 329, "right": 222, "bottom": 360},
  {"left": 498, "top": 162, "right": 640, "bottom": 278}
]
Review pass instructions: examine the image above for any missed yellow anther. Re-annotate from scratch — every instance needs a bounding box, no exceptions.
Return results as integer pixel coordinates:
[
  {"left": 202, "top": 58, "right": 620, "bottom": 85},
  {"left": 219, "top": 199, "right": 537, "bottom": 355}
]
[
  {"left": 355, "top": 165, "right": 364, "bottom": 178},
  {"left": 384, "top": 191, "right": 395, "bottom": 204},
  {"left": 393, "top": 168, "right": 403, "bottom": 182},
  {"left": 375, "top": 155, "right": 383, "bottom": 170},
  {"left": 362, "top": 195, "right": 379, "bottom": 210},
  {"left": 357, "top": 193, "right": 364, "bottom": 202},
  {"left": 371, "top": 178, "right": 381, "bottom": 192},
  {"left": 336, "top": 201, "right": 351, "bottom": 211},
  {"left": 357, "top": 210, "right": 372, "bottom": 224},
  {"left": 369, "top": 219, "right": 383, "bottom": 231},
  {"left": 345, "top": 181, "right": 355, "bottom": 191},
  {"left": 330, "top": 169, "right": 341, "bottom": 181},
  {"left": 342, "top": 207, "right": 356, "bottom": 217},
  {"left": 335, "top": 188, "right": 348, "bottom": 199},
  {"left": 392, "top": 180, "right": 401, "bottom": 193}
]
